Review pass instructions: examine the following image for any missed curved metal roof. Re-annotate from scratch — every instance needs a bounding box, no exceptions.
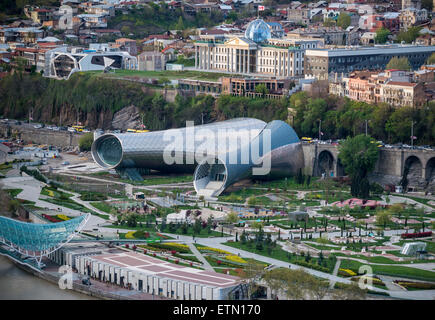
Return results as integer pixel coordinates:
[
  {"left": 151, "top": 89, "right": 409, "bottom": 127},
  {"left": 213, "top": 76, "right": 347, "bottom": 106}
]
[{"left": 0, "top": 214, "right": 89, "bottom": 255}]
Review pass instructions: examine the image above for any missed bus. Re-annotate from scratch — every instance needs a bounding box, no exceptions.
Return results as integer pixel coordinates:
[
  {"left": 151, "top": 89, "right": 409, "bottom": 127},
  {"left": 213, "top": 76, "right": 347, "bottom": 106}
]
[
  {"left": 126, "top": 129, "right": 150, "bottom": 133},
  {"left": 301, "top": 137, "right": 313, "bottom": 143},
  {"left": 72, "top": 125, "right": 85, "bottom": 132}
]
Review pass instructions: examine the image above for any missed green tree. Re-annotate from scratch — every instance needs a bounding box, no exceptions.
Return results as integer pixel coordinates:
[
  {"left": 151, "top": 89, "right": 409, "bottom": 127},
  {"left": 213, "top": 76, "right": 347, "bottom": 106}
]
[
  {"left": 175, "top": 16, "right": 184, "bottom": 30},
  {"left": 386, "top": 56, "right": 411, "bottom": 71},
  {"left": 323, "top": 18, "right": 335, "bottom": 27},
  {"left": 337, "top": 13, "right": 351, "bottom": 29},
  {"left": 396, "top": 26, "right": 422, "bottom": 44},
  {"left": 338, "top": 135, "right": 379, "bottom": 198},
  {"left": 255, "top": 83, "right": 269, "bottom": 97},
  {"left": 78, "top": 132, "right": 94, "bottom": 151},
  {"left": 385, "top": 107, "right": 415, "bottom": 142},
  {"left": 427, "top": 53, "right": 435, "bottom": 65},
  {"left": 375, "top": 27, "right": 391, "bottom": 44},
  {"left": 376, "top": 210, "right": 392, "bottom": 228},
  {"left": 225, "top": 211, "right": 239, "bottom": 224}
]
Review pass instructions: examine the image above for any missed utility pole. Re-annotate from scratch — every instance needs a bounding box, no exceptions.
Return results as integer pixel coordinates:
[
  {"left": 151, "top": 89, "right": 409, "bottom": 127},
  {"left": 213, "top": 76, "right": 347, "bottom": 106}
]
[
  {"left": 365, "top": 119, "right": 368, "bottom": 136},
  {"left": 411, "top": 121, "right": 414, "bottom": 149},
  {"left": 318, "top": 119, "right": 322, "bottom": 141}
]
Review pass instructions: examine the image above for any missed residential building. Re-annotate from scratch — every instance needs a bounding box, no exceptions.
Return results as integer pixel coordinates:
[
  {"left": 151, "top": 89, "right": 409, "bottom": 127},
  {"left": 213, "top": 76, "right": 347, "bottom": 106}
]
[
  {"left": 399, "top": 8, "right": 428, "bottom": 30},
  {"left": 402, "top": 0, "right": 421, "bottom": 9},
  {"left": 329, "top": 69, "right": 428, "bottom": 107},
  {"left": 286, "top": 26, "right": 359, "bottom": 46},
  {"left": 115, "top": 38, "right": 138, "bottom": 56},
  {"left": 287, "top": 4, "right": 311, "bottom": 25},
  {"left": 305, "top": 44, "right": 435, "bottom": 80},
  {"left": 137, "top": 51, "right": 165, "bottom": 71},
  {"left": 77, "top": 14, "right": 108, "bottom": 28}
]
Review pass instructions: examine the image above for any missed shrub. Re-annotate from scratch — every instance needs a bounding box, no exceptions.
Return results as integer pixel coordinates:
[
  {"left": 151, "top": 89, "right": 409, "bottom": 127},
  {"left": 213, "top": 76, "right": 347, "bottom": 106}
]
[{"left": 401, "top": 231, "right": 432, "bottom": 239}]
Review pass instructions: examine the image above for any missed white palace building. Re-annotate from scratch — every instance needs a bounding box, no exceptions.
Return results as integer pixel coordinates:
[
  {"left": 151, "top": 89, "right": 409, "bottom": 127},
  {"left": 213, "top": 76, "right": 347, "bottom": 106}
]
[{"left": 194, "top": 19, "right": 323, "bottom": 78}]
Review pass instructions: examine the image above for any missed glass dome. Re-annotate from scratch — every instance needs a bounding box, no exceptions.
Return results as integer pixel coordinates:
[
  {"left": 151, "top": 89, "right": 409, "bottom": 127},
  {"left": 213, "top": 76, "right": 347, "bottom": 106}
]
[{"left": 244, "top": 19, "right": 271, "bottom": 43}]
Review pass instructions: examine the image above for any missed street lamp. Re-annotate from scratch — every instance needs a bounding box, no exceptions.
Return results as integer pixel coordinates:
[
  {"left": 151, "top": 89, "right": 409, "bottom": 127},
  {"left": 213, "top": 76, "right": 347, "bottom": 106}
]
[{"left": 318, "top": 119, "right": 322, "bottom": 141}]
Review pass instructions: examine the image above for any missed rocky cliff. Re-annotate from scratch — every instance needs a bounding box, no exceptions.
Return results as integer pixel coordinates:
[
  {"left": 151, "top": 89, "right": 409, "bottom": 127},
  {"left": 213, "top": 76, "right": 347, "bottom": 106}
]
[{"left": 111, "top": 105, "right": 142, "bottom": 131}]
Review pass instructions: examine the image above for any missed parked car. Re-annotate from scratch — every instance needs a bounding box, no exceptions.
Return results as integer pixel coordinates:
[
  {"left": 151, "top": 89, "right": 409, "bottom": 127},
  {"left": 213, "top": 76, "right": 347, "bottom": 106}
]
[
  {"left": 67, "top": 127, "right": 76, "bottom": 133},
  {"left": 33, "top": 124, "right": 42, "bottom": 129},
  {"left": 62, "top": 161, "right": 70, "bottom": 165}
]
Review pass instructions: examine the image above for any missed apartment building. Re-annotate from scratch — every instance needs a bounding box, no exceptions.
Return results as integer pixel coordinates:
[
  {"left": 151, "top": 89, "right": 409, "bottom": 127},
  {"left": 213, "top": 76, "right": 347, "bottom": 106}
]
[
  {"left": 305, "top": 45, "right": 435, "bottom": 80},
  {"left": 329, "top": 69, "right": 427, "bottom": 107}
]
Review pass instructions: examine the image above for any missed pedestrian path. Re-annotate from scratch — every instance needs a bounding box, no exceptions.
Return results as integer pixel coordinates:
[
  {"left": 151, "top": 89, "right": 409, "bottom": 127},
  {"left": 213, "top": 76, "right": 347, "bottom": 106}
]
[
  {"left": 329, "top": 258, "right": 342, "bottom": 289},
  {"left": 187, "top": 243, "right": 214, "bottom": 271}
]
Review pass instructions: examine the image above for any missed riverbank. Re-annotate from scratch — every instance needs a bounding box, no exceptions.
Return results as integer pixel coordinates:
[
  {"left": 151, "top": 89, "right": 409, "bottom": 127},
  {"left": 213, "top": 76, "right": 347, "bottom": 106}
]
[
  {"left": 0, "top": 255, "right": 95, "bottom": 300},
  {"left": 0, "top": 252, "right": 168, "bottom": 300}
]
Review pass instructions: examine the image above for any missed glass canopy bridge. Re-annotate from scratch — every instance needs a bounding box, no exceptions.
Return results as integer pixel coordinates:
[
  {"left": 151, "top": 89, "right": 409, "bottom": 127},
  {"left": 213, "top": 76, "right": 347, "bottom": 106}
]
[{"left": 0, "top": 214, "right": 90, "bottom": 268}]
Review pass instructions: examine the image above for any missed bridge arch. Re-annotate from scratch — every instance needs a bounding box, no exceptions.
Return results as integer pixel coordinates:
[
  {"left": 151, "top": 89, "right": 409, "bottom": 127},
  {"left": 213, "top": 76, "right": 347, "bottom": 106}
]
[
  {"left": 425, "top": 157, "right": 435, "bottom": 182},
  {"left": 317, "top": 150, "right": 334, "bottom": 177},
  {"left": 404, "top": 155, "right": 423, "bottom": 178},
  {"left": 402, "top": 155, "right": 424, "bottom": 190}
]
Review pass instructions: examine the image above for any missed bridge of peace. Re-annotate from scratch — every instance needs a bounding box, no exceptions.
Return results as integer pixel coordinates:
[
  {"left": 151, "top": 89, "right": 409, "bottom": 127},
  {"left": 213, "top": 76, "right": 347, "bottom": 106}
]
[{"left": 302, "top": 144, "right": 435, "bottom": 189}]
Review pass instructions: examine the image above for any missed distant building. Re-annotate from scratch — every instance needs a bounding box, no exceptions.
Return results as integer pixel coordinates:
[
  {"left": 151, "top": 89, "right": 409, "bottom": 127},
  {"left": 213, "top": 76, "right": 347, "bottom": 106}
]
[
  {"left": 399, "top": 7, "right": 428, "bottom": 30},
  {"left": 115, "top": 38, "right": 137, "bottom": 56},
  {"left": 286, "top": 26, "right": 359, "bottom": 46},
  {"left": 305, "top": 44, "right": 435, "bottom": 80},
  {"left": 194, "top": 19, "right": 322, "bottom": 78},
  {"left": 44, "top": 46, "right": 137, "bottom": 79},
  {"left": 329, "top": 69, "right": 428, "bottom": 107},
  {"left": 137, "top": 51, "right": 165, "bottom": 71}
]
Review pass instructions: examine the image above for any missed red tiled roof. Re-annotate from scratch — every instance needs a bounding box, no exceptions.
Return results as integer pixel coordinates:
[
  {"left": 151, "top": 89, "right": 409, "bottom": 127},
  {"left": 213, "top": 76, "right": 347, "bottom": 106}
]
[{"left": 386, "top": 81, "right": 417, "bottom": 87}]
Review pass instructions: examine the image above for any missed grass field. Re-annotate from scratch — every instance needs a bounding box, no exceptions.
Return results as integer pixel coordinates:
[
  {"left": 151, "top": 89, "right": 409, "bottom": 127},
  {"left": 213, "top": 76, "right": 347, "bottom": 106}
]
[
  {"left": 91, "top": 69, "right": 240, "bottom": 82},
  {"left": 339, "top": 259, "right": 435, "bottom": 281}
]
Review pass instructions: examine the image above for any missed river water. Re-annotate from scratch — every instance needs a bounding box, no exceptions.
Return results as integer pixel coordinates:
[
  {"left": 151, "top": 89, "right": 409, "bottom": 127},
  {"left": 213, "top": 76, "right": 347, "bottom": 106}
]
[{"left": 0, "top": 256, "right": 97, "bottom": 300}]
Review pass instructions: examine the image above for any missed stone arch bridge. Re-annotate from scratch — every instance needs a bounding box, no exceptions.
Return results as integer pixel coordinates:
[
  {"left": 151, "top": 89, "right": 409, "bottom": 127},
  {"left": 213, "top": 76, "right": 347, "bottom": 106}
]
[{"left": 302, "top": 144, "right": 435, "bottom": 190}]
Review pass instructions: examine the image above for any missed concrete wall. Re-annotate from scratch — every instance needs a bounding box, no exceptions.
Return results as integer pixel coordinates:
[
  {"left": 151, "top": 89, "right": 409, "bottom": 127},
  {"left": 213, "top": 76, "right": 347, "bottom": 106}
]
[{"left": 0, "top": 124, "right": 81, "bottom": 147}]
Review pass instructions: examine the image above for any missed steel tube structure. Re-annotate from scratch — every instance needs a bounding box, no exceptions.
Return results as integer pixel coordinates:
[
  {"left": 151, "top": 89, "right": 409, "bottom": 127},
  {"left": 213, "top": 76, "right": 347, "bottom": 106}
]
[{"left": 91, "top": 118, "right": 304, "bottom": 197}]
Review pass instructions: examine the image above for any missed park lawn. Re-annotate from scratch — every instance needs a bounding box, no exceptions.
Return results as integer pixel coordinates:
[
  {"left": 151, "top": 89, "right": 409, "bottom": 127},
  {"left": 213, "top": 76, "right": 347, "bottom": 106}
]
[
  {"left": 424, "top": 241, "right": 435, "bottom": 254},
  {"left": 303, "top": 242, "right": 341, "bottom": 251},
  {"left": 40, "top": 186, "right": 73, "bottom": 199},
  {"left": 98, "top": 69, "right": 238, "bottom": 81},
  {"left": 339, "top": 259, "right": 435, "bottom": 281},
  {"left": 106, "top": 224, "right": 158, "bottom": 232},
  {"left": 393, "top": 195, "right": 435, "bottom": 209},
  {"left": 122, "top": 175, "right": 192, "bottom": 186},
  {"left": 90, "top": 201, "right": 117, "bottom": 214},
  {"left": 218, "top": 188, "right": 269, "bottom": 203},
  {"left": 4, "top": 188, "right": 23, "bottom": 198},
  {"left": 164, "top": 226, "right": 223, "bottom": 238},
  {"left": 224, "top": 241, "right": 336, "bottom": 273},
  {"left": 214, "top": 268, "right": 241, "bottom": 277},
  {"left": 40, "top": 197, "right": 110, "bottom": 220}
]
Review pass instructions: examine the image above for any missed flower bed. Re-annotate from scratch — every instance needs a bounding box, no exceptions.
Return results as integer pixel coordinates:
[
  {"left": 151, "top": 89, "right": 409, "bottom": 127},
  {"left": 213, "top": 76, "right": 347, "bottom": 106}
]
[
  {"left": 401, "top": 231, "right": 432, "bottom": 239},
  {"left": 394, "top": 280, "right": 435, "bottom": 290},
  {"left": 225, "top": 255, "right": 247, "bottom": 264},
  {"left": 125, "top": 231, "right": 135, "bottom": 239},
  {"left": 42, "top": 214, "right": 62, "bottom": 223},
  {"left": 351, "top": 275, "right": 385, "bottom": 286},
  {"left": 339, "top": 268, "right": 357, "bottom": 277},
  {"left": 197, "top": 246, "right": 231, "bottom": 254},
  {"left": 56, "top": 214, "right": 70, "bottom": 221},
  {"left": 147, "top": 242, "right": 190, "bottom": 253}
]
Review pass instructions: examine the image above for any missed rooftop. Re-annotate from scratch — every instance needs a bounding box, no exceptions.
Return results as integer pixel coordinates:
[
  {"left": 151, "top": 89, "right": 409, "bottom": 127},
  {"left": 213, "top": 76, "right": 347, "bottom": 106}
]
[{"left": 89, "top": 251, "right": 240, "bottom": 288}]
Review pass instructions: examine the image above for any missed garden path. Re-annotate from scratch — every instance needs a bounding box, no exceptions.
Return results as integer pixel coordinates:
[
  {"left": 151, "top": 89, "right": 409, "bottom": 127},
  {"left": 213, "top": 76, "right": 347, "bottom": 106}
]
[{"left": 187, "top": 242, "right": 214, "bottom": 271}]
